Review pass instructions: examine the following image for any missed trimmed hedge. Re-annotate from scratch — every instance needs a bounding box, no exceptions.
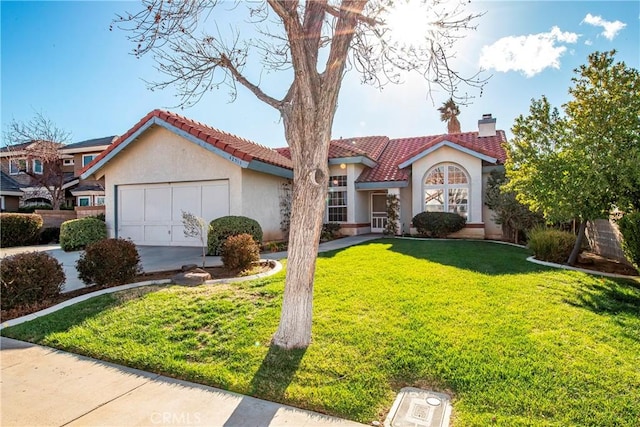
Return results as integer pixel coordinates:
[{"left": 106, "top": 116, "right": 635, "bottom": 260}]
[
  {"left": 412, "top": 211, "right": 466, "bottom": 238},
  {"left": 527, "top": 227, "right": 576, "bottom": 264},
  {"left": 221, "top": 233, "right": 260, "bottom": 272},
  {"left": 0, "top": 213, "right": 43, "bottom": 247},
  {"left": 0, "top": 251, "right": 65, "bottom": 310},
  {"left": 76, "top": 238, "right": 142, "bottom": 287},
  {"left": 618, "top": 212, "right": 640, "bottom": 272},
  {"left": 59, "top": 217, "right": 107, "bottom": 252},
  {"left": 208, "top": 216, "right": 263, "bottom": 256}
]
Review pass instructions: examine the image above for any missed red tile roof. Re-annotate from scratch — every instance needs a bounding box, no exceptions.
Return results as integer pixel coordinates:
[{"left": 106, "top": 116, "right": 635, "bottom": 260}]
[
  {"left": 83, "top": 109, "right": 507, "bottom": 186},
  {"left": 357, "top": 131, "right": 507, "bottom": 183},
  {"left": 82, "top": 109, "right": 292, "bottom": 175}
]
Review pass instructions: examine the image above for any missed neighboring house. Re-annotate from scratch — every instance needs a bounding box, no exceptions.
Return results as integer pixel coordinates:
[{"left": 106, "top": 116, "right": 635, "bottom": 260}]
[
  {"left": 60, "top": 136, "right": 116, "bottom": 207},
  {"left": 0, "top": 136, "right": 115, "bottom": 208},
  {"left": 82, "top": 109, "right": 507, "bottom": 247},
  {"left": 1, "top": 172, "right": 24, "bottom": 212}
]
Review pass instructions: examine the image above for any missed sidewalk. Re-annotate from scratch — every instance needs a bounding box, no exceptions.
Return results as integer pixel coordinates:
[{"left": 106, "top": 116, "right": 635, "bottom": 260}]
[
  {"left": 1, "top": 235, "right": 381, "bottom": 426},
  {"left": 1, "top": 337, "right": 365, "bottom": 427}
]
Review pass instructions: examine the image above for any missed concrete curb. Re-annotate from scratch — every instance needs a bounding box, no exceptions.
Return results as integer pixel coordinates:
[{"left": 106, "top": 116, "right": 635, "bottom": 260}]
[
  {"left": 1, "top": 259, "right": 283, "bottom": 330},
  {"left": 526, "top": 256, "right": 640, "bottom": 281}
]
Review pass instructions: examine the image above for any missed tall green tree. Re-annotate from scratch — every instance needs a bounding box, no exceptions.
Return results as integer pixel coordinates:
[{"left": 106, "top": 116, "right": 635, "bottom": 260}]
[{"left": 506, "top": 51, "right": 640, "bottom": 265}]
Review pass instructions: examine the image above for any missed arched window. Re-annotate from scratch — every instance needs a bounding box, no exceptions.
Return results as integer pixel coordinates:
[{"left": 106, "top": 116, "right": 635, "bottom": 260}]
[{"left": 424, "top": 163, "right": 469, "bottom": 219}]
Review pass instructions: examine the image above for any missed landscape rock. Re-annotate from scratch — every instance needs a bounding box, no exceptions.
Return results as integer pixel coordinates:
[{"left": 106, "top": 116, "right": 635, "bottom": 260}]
[{"left": 171, "top": 268, "right": 212, "bottom": 285}]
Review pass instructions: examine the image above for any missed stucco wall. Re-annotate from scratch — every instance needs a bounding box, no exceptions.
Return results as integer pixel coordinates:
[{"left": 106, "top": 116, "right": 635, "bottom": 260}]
[
  {"left": 241, "top": 169, "right": 288, "bottom": 241},
  {"left": 97, "top": 125, "right": 243, "bottom": 237},
  {"left": 409, "top": 146, "right": 484, "bottom": 225},
  {"left": 482, "top": 171, "right": 503, "bottom": 240},
  {"left": 400, "top": 185, "right": 413, "bottom": 234}
]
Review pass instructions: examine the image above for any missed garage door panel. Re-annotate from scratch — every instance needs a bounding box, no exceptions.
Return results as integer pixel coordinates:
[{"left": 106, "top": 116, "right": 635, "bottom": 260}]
[
  {"left": 172, "top": 185, "right": 201, "bottom": 221},
  {"left": 144, "top": 225, "right": 171, "bottom": 243},
  {"left": 119, "top": 188, "right": 144, "bottom": 222},
  {"left": 145, "top": 188, "right": 171, "bottom": 221},
  {"left": 118, "top": 180, "right": 229, "bottom": 246}
]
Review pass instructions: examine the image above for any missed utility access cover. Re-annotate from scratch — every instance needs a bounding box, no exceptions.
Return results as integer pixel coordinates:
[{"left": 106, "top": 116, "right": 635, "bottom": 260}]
[{"left": 384, "top": 387, "right": 452, "bottom": 427}]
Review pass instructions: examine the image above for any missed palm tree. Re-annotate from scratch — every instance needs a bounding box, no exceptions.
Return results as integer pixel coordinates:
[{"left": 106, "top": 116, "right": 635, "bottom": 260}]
[{"left": 438, "top": 98, "right": 461, "bottom": 133}]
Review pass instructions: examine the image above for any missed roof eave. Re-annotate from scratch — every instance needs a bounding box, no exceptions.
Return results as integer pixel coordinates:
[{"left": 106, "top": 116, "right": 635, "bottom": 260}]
[
  {"left": 329, "top": 156, "right": 377, "bottom": 168},
  {"left": 355, "top": 180, "right": 408, "bottom": 190},
  {"left": 247, "top": 160, "right": 293, "bottom": 179},
  {"left": 398, "top": 140, "right": 498, "bottom": 169},
  {"left": 81, "top": 116, "right": 252, "bottom": 180}
]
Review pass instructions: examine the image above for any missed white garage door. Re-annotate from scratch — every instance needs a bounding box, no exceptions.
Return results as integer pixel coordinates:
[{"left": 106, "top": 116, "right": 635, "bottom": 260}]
[{"left": 117, "top": 180, "right": 229, "bottom": 246}]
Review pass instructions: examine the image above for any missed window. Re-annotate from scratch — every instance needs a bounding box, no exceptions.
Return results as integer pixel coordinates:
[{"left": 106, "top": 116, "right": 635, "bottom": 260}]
[
  {"left": 96, "top": 196, "right": 105, "bottom": 206},
  {"left": 78, "top": 196, "right": 91, "bottom": 207},
  {"left": 82, "top": 154, "right": 97, "bottom": 167},
  {"left": 327, "top": 175, "right": 347, "bottom": 222},
  {"left": 63, "top": 159, "right": 74, "bottom": 166},
  {"left": 32, "top": 159, "right": 43, "bottom": 174},
  {"left": 1, "top": 196, "right": 5, "bottom": 211},
  {"left": 424, "top": 164, "right": 469, "bottom": 219},
  {"left": 9, "top": 159, "right": 26, "bottom": 175}
]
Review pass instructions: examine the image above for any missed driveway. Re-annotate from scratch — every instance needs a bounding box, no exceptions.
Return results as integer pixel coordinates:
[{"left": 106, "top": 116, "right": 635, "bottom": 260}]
[
  {"left": 0, "top": 245, "right": 224, "bottom": 293},
  {"left": 0, "top": 235, "right": 379, "bottom": 293}
]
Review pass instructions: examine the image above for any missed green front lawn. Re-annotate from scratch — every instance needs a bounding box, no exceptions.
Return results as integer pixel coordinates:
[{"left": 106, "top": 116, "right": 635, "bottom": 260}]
[{"left": 3, "top": 239, "right": 639, "bottom": 425}]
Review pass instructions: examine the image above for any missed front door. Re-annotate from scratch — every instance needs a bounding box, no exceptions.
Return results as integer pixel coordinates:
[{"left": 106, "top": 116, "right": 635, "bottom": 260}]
[{"left": 371, "top": 193, "right": 387, "bottom": 233}]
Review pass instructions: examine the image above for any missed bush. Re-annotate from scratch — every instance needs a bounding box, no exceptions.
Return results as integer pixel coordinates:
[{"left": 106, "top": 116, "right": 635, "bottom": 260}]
[
  {"left": 76, "top": 238, "right": 142, "bottom": 287},
  {"left": 0, "top": 213, "right": 43, "bottom": 247},
  {"left": 221, "top": 233, "right": 260, "bottom": 272},
  {"left": 39, "top": 227, "right": 60, "bottom": 244},
  {"left": 0, "top": 252, "right": 65, "bottom": 310},
  {"left": 617, "top": 212, "right": 640, "bottom": 272},
  {"left": 59, "top": 217, "right": 107, "bottom": 252},
  {"left": 321, "top": 223, "right": 342, "bottom": 241},
  {"left": 208, "top": 216, "right": 263, "bottom": 256},
  {"left": 527, "top": 227, "right": 576, "bottom": 264},
  {"left": 18, "top": 204, "right": 52, "bottom": 213},
  {"left": 412, "top": 212, "right": 466, "bottom": 238}
]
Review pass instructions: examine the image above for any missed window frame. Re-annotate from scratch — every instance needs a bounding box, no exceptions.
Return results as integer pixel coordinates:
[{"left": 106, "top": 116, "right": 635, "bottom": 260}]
[
  {"left": 32, "top": 159, "right": 43, "bottom": 175},
  {"left": 77, "top": 196, "right": 91, "bottom": 207},
  {"left": 326, "top": 174, "right": 348, "bottom": 223},
  {"left": 82, "top": 154, "right": 96, "bottom": 167},
  {"left": 9, "top": 158, "right": 26, "bottom": 175},
  {"left": 63, "top": 159, "right": 74, "bottom": 166},
  {"left": 423, "top": 163, "right": 470, "bottom": 220}
]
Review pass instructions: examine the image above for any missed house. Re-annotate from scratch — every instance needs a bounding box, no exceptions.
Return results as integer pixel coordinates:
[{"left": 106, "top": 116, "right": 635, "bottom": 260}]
[
  {"left": 1, "top": 172, "right": 24, "bottom": 212},
  {"left": 60, "top": 136, "right": 116, "bottom": 207},
  {"left": 0, "top": 136, "right": 115, "bottom": 208},
  {"left": 81, "top": 109, "right": 506, "bottom": 246}
]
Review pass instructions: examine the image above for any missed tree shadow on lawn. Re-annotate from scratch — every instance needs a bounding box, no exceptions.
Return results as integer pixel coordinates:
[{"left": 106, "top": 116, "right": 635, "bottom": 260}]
[
  {"left": 223, "top": 344, "right": 306, "bottom": 426},
  {"left": 330, "top": 238, "right": 547, "bottom": 276},
  {"left": 564, "top": 279, "right": 640, "bottom": 341}
]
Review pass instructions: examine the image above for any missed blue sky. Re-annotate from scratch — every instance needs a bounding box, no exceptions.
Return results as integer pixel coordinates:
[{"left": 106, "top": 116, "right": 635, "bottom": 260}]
[{"left": 2, "top": 1, "right": 638, "bottom": 148}]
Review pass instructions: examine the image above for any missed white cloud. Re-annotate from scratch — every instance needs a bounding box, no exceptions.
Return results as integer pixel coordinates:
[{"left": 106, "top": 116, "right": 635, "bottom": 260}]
[
  {"left": 585, "top": 39, "right": 593, "bottom": 46},
  {"left": 582, "top": 13, "right": 626, "bottom": 40},
  {"left": 478, "top": 26, "right": 580, "bottom": 78}
]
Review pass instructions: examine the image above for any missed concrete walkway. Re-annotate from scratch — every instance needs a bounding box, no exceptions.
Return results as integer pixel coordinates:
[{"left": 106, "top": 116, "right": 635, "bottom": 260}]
[
  {"left": 1, "top": 337, "right": 365, "bottom": 427},
  {"left": 1, "top": 235, "right": 381, "bottom": 427}
]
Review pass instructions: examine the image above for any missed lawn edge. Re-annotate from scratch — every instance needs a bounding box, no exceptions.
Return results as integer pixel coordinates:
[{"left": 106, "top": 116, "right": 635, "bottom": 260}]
[{"left": 0, "top": 259, "right": 283, "bottom": 330}]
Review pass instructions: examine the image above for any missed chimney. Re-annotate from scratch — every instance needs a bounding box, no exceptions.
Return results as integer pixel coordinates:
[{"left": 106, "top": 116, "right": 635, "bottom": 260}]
[{"left": 478, "top": 114, "right": 496, "bottom": 137}]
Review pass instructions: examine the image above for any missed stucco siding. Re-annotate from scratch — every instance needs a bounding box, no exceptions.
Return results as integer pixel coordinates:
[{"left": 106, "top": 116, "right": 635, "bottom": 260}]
[
  {"left": 410, "top": 146, "right": 484, "bottom": 225},
  {"left": 400, "top": 185, "right": 413, "bottom": 234},
  {"left": 99, "top": 125, "right": 243, "bottom": 237},
  {"left": 482, "top": 171, "right": 503, "bottom": 239},
  {"left": 241, "top": 169, "right": 287, "bottom": 241}
]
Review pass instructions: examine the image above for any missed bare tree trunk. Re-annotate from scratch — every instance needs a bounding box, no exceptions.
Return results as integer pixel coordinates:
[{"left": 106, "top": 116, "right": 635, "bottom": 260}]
[
  {"left": 272, "top": 88, "right": 333, "bottom": 349},
  {"left": 568, "top": 219, "right": 588, "bottom": 266}
]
